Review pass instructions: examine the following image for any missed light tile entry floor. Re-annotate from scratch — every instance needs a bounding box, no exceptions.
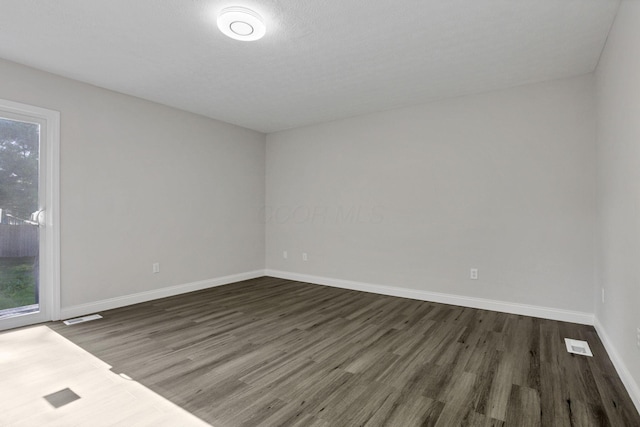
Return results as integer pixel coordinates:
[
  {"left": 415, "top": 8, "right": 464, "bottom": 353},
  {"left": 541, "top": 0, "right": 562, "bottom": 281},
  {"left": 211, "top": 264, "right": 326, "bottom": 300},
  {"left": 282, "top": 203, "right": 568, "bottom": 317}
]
[{"left": 0, "top": 325, "right": 211, "bottom": 427}]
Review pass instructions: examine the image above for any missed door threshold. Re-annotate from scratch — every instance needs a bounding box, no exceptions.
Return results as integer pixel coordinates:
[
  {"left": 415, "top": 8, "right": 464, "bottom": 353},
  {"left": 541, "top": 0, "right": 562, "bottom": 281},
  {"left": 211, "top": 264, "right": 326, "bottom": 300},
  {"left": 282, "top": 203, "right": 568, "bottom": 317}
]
[{"left": 0, "top": 304, "right": 39, "bottom": 319}]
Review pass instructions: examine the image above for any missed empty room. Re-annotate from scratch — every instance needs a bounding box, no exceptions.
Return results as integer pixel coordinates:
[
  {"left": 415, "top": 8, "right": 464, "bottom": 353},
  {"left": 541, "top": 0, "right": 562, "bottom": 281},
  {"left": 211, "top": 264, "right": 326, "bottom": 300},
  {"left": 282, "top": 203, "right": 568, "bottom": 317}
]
[{"left": 0, "top": 0, "right": 639, "bottom": 426}]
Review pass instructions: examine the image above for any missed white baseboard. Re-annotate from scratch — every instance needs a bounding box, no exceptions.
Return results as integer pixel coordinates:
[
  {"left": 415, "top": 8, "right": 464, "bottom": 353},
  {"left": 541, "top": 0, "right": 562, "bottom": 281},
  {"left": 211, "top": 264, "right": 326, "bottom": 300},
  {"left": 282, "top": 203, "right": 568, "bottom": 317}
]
[
  {"left": 59, "top": 270, "right": 265, "bottom": 320},
  {"left": 265, "top": 269, "right": 594, "bottom": 325},
  {"left": 594, "top": 318, "right": 640, "bottom": 414}
]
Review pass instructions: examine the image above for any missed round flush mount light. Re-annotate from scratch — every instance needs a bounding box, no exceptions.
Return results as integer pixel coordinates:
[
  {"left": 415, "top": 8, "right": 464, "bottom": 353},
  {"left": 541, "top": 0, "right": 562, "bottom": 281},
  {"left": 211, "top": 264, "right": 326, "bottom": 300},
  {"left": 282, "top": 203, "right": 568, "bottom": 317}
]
[{"left": 217, "top": 6, "right": 266, "bottom": 41}]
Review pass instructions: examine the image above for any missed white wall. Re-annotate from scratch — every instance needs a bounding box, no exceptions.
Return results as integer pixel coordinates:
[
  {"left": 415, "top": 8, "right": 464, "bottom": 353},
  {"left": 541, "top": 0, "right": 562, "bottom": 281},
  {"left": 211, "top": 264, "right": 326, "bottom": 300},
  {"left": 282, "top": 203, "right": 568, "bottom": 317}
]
[
  {"left": 266, "top": 75, "right": 597, "bottom": 314},
  {"left": 0, "top": 58, "right": 266, "bottom": 310},
  {"left": 595, "top": 0, "right": 640, "bottom": 406}
]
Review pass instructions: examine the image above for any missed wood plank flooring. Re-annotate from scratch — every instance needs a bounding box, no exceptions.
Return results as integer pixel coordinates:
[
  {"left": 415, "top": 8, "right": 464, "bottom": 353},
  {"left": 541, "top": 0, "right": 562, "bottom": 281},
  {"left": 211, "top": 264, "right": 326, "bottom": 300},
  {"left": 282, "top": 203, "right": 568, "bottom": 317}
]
[
  {"left": 0, "top": 325, "right": 210, "bottom": 426},
  {"left": 50, "top": 277, "right": 640, "bottom": 426}
]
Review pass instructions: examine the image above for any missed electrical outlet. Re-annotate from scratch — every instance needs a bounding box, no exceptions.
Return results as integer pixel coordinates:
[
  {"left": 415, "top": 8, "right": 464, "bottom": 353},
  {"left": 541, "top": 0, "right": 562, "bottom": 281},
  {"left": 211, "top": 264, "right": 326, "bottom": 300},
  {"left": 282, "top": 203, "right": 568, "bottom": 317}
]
[
  {"left": 152, "top": 263, "right": 160, "bottom": 274},
  {"left": 302, "top": 253, "right": 308, "bottom": 262},
  {"left": 636, "top": 327, "right": 640, "bottom": 349},
  {"left": 602, "top": 288, "right": 605, "bottom": 304},
  {"left": 470, "top": 268, "right": 478, "bottom": 280},
  {"left": 283, "top": 250, "right": 288, "bottom": 259}
]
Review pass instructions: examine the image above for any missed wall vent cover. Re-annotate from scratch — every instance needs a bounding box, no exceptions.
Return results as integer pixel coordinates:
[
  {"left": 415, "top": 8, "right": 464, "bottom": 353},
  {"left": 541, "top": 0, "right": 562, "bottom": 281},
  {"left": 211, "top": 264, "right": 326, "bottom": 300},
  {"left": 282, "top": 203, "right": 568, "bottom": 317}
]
[
  {"left": 564, "top": 338, "right": 593, "bottom": 357},
  {"left": 63, "top": 314, "right": 103, "bottom": 326}
]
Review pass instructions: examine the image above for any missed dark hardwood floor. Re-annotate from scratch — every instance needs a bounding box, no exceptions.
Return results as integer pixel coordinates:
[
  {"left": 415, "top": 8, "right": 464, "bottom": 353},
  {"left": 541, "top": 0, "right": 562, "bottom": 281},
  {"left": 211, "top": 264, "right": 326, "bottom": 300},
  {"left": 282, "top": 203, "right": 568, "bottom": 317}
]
[{"left": 50, "top": 277, "right": 640, "bottom": 426}]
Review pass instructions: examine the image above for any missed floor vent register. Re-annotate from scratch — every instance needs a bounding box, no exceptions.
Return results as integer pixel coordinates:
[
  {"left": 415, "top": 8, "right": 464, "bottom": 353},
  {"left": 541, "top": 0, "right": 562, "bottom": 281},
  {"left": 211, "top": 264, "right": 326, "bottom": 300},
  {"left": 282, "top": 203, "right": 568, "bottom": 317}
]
[
  {"left": 63, "top": 314, "right": 103, "bottom": 326},
  {"left": 564, "top": 338, "right": 593, "bottom": 357}
]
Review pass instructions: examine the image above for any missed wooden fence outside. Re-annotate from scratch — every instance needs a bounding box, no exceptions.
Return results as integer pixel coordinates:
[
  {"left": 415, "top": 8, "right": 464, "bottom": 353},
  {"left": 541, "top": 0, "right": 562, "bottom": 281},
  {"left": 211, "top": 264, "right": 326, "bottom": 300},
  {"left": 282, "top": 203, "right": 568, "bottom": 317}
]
[{"left": 0, "top": 224, "right": 38, "bottom": 257}]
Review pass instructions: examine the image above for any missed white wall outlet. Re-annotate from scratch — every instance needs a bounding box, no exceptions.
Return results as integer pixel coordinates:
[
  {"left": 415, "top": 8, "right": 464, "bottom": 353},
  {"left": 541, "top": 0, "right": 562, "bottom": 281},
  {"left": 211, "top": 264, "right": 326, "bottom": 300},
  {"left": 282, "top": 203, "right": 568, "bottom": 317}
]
[
  {"left": 302, "top": 253, "right": 308, "bottom": 261},
  {"left": 283, "top": 250, "right": 288, "bottom": 259},
  {"left": 636, "top": 327, "right": 640, "bottom": 349},
  {"left": 470, "top": 268, "right": 478, "bottom": 280},
  {"left": 601, "top": 288, "right": 605, "bottom": 304},
  {"left": 152, "top": 262, "right": 160, "bottom": 274}
]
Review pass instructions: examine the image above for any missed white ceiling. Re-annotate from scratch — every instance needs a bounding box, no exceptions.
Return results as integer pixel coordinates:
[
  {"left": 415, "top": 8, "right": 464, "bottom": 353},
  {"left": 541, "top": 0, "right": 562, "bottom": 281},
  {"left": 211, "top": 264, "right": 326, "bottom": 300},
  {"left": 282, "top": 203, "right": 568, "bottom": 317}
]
[{"left": 0, "top": 0, "right": 620, "bottom": 133}]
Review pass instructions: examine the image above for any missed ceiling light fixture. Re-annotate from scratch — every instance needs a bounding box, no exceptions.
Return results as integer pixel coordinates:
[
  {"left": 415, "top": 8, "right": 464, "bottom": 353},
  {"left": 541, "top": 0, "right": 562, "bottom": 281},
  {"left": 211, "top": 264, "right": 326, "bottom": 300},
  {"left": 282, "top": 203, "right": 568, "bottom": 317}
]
[{"left": 217, "top": 6, "right": 266, "bottom": 41}]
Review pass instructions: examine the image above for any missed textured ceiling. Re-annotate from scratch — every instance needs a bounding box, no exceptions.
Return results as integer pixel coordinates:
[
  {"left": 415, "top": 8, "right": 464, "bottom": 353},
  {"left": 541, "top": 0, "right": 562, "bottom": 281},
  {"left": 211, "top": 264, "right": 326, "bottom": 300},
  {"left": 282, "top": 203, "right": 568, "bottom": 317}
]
[{"left": 0, "top": 0, "right": 620, "bottom": 133}]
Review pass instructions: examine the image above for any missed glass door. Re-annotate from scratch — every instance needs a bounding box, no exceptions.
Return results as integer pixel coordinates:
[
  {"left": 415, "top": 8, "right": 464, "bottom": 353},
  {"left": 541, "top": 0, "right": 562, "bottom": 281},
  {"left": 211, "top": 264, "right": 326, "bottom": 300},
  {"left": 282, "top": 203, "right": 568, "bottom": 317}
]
[
  {"left": 0, "top": 100, "right": 59, "bottom": 330},
  {"left": 0, "top": 115, "right": 41, "bottom": 320}
]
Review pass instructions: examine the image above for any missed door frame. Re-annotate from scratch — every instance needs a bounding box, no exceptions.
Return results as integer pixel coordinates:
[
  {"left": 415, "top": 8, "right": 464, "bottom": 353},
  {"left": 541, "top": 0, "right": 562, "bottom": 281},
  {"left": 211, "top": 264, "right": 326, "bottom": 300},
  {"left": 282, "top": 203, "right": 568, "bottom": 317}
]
[{"left": 0, "top": 98, "right": 60, "bottom": 328}]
